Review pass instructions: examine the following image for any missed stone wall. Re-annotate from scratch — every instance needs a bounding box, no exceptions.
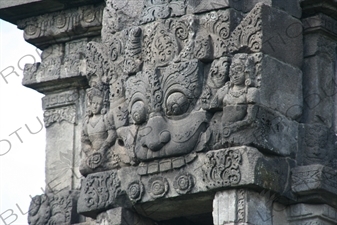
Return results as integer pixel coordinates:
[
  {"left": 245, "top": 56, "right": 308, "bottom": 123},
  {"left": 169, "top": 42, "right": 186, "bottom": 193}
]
[{"left": 1, "top": 0, "right": 337, "bottom": 224}]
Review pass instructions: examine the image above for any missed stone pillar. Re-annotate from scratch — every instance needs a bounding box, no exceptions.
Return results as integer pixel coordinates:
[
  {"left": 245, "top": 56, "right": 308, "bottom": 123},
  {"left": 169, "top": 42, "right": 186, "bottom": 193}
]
[
  {"left": 213, "top": 189, "right": 273, "bottom": 225},
  {"left": 19, "top": 1, "right": 104, "bottom": 193},
  {"left": 96, "top": 208, "right": 155, "bottom": 225},
  {"left": 3, "top": 2, "right": 105, "bottom": 224}
]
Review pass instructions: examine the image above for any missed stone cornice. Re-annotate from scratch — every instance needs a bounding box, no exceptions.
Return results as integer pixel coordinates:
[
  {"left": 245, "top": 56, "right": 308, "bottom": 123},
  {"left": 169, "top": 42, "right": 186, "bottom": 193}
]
[{"left": 0, "top": 0, "right": 104, "bottom": 24}]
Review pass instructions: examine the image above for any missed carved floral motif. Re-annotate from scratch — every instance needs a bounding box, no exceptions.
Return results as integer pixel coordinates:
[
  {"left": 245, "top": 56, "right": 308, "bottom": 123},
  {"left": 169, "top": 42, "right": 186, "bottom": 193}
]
[
  {"left": 44, "top": 105, "right": 76, "bottom": 127},
  {"left": 216, "top": 3, "right": 263, "bottom": 57},
  {"left": 202, "top": 149, "right": 242, "bottom": 188},
  {"left": 81, "top": 171, "right": 122, "bottom": 210}
]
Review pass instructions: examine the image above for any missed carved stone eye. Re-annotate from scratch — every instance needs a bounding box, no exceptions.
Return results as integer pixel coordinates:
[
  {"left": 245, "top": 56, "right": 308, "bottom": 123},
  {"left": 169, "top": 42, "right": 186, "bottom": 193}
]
[
  {"left": 131, "top": 101, "right": 147, "bottom": 124},
  {"left": 166, "top": 92, "right": 189, "bottom": 116}
]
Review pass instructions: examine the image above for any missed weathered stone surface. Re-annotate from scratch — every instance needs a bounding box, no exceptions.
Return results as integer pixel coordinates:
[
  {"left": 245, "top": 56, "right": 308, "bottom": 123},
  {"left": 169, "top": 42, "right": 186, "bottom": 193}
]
[
  {"left": 213, "top": 189, "right": 273, "bottom": 225},
  {"left": 2, "top": 0, "right": 337, "bottom": 224},
  {"left": 302, "top": 34, "right": 337, "bottom": 128},
  {"left": 44, "top": 89, "right": 85, "bottom": 191},
  {"left": 297, "top": 123, "right": 335, "bottom": 166},
  {"left": 219, "top": 3, "right": 303, "bottom": 68},
  {"left": 96, "top": 207, "right": 155, "bottom": 225},
  {"left": 258, "top": 55, "right": 303, "bottom": 119},
  {"left": 209, "top": 105, "right": 299, "bottom": 156},
  {"left": 22, "top": 39, "right": 91, "bottom": 93},
  {"left": 0, "top": 0, "right": 103, "bottom": 24},
  {"left": 17, "top": 4, "right": 104, "bottom": 49},
  {"left": 77, "top": 170, "right": 127, "bottom": 217},
  {"left": 186, "top": 0, "right": 301, "bottom": 18},
  {"left": 291, "top": 165, "right": 337, "bottom": 206},
  {"left": 28, "top": 190, "right": 81, "bottom": 225},
  {"left": 287, "top": 204, "right": 337, "bottom": 225},
  {"left": 78, "top": 146, "right": 294, "bottom": 220},
  {"left": 301, "top": 0, "right": 337, "bottom": 20}
]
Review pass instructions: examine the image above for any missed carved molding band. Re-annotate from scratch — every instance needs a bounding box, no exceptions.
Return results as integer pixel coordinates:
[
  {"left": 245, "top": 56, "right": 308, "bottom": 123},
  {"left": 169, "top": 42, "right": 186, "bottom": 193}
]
[{"left": 44, "top": 105, "right": 76, "bottom": 127}]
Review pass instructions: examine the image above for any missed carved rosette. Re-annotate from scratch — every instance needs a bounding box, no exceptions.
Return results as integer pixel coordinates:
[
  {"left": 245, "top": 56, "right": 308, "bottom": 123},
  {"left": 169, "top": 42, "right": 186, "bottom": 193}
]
[
  {"left": 148, "top": 176, "right": 169, "bottom": 199},
  {"left": 127, "top": 181, "right": 144, "bottom": 203},
  {"left": 173, "top": 173, "right": 195, "bottom": 194}
]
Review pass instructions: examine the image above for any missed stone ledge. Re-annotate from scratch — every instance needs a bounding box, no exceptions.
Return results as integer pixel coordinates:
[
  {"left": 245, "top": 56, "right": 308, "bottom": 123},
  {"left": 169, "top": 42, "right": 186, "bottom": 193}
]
[
  {"left": 77, "top": 146, "right": 295, "bottom": 220},
  {"left": 0, "top": 0, "right": 104, "bottom": 24}
]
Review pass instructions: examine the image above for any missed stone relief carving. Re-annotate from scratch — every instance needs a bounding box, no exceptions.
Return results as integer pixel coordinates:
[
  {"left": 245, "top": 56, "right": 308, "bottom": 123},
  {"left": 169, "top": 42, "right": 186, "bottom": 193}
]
[
  {"left": 202, "top": 149, "right": 242, "bottom": 188},
  {"left": 28, "top": 191, "right": 80, "bottom": 225},
  {"left": 28, "top": 195, "right": 51, "bottom": 225},
  {"left": 72, "top": 1, "right": 306, "bottom": 220},
  {"left": 80, "top": 85, "right": 132, "bottom": 176},
  {"left": 42, "top": 90, "right": 79, "bottom": 110},
  {"left": 17, "top": 4, "right": 104, "bottom": 47},
  {"left": 44, "top": 105, "right": 76, "bottom": 128},
  {"left": 79, "top": 171, "right": 122, "bottom": 212},
  {"left": 127, "top": 180, "right": 144, "bottom": 203},
  {"left": 139, "top": 0, "right": 186, "bottom": 25},
  {"left": 220, "top": 3, "right": 263, "bottom": 56},
  {"left": 207, "top": 53, "right": 260, "bottom": 148},
  {"left": 80, "top": 2, "right": 300, "bottom": 177},
  {"left": 148, "top": 176, "right": 169, "bottom": 199},
  {"left": 173, "top": 172, "right": 195, "bottom": 194}
]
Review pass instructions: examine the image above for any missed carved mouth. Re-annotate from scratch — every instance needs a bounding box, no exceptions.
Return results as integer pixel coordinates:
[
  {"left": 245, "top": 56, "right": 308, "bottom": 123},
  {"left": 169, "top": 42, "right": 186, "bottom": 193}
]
[{"left": 135, "top": 111, "right": 209, "bottom": 161}]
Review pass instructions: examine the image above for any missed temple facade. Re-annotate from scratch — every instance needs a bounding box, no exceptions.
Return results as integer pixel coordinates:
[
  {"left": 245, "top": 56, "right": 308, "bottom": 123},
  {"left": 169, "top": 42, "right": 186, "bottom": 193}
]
[{"left": 1, "top": 0, "right": 337, "bottom": 224}]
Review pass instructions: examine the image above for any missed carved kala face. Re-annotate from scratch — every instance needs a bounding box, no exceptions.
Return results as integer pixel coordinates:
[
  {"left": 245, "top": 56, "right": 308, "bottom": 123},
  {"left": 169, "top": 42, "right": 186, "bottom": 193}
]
[
  {"left": 90, "top": 96, "right": 103, "bottom": 115},
  {"left": 126, "top": 60, "right": 208, "bottom": 161},
  {"left": 229, "top": 60, "right": 245, "bottom": 86}
]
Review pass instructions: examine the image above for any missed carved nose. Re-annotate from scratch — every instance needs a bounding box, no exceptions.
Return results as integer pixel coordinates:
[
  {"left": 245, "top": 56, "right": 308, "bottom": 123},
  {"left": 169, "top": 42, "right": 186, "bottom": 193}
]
[{"left": 160, "top": 130, "right": 171, "bottom": 144}]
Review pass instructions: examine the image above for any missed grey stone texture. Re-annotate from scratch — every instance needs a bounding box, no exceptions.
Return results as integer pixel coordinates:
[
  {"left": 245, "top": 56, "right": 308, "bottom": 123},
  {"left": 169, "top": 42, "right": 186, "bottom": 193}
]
[
  {"left": 28, "top": 190, "right": 81, "bottom": 225},
  {"left": 291, "top": 164, "right": 337, "bottom": 207},
  {"left": 287, "top": 204, "right": 337, "bottom": 225},
  {"left": 1, "top": 0, "right": 337, "bottom": 224},
  {"left": 77, "top": 146, "right": 295, "bottom": 220}
]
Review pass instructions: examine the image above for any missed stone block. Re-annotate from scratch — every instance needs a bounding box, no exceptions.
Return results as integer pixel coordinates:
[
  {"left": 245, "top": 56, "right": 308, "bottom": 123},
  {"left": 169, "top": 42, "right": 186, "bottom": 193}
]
[
  {"left": 102, "top": 0, "right": 144, "bottom": 42},
  {"left": 258, "top": 55, "right": 303, "bottom": 119},
  {"left": 291, "top": 165, "right": 337, "bottom": 203},
  {"left": 213, "top": 189, "right": 273, "bottom": 225},
  {"left": 96, "top": 207, "right": 155, "bottom": 225},
  {"left": 77, "top": 147, "right": 294, "bottom": 220},
  {"left": 44, "top": 89, "right": 85, "bottom": 192},
  {"left": 17, "top": 4, "right": 104, "bottom": 49},
  {"left": 209, "top": 105, "right": 299, "bottom": 156},
  {"left": 297, "top": 123, "right": 335, "bottom": 166},
  {"left": 45, "top": 122, "right": 77, "bottom": 191},
  {"left": 302, "top": 34, "right": 336, "bottom": 126},
  {"left": 22, "top": 41, "right": 89, "bottom": 93},
  {"left": 187, "top": 0, "right": 301, "bottom": 18},
  {"left": 219, "top": 3, "right": 303, "bottom": 68},
  {"left": 287, "top": 204, "right": 337, "bottom": 225},
  {"left": 28, "top": 190, "right": 81, "bottom": 225}
]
